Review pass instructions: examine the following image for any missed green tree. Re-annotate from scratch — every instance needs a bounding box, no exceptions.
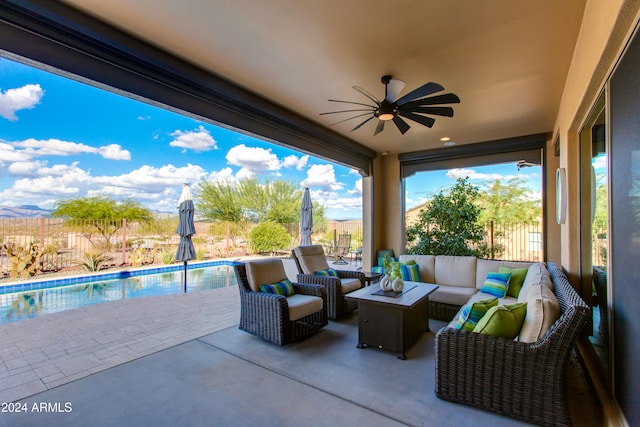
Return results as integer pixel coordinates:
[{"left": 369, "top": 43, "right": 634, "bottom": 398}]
[
  {"left": 250, "top": 221, "right": 292, "bottom": 254},
  {"left": 477, "top": 177, "right": 541, "bottom": 224},
  {"left": 52, "top": 196, "right": 153, "bottom": 248},
  {"left": 406, "top": 178, "right": 489, "bottom": 257}
]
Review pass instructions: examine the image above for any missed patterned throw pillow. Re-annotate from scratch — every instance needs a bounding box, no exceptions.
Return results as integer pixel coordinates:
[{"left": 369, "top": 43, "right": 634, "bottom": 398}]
[
  {"left": 315, "top": 268, "right": 338, "bottom": 277},
  {"left": 455, "top": 297, "right": 498, "bottom": 331},
  {"left": 399, "top": 263, "right": 421, "bottom": 282},
  {"left": 498, "top": 266, "right": 528, "bottom": 298},
  {"left": 372, "top": 266, "right": 385, "bottom": 274},
  {"left": 260, "top": 278, "right": 295, "bottom": 296},
  {"left": 480, "top": 272, "right": 512, "bottom": 298},
  {"left": 472, "top": 302, "right": 527, "bottom": 339}
]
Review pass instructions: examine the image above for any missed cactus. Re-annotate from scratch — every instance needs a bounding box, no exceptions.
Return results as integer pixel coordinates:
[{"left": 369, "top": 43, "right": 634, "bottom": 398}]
[{"left": 3, "top": 243, "right": 44, "bottom": 279}]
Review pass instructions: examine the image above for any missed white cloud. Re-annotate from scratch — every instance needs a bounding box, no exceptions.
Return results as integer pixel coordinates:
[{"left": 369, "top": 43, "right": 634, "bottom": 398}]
[
  {"left": 0, "top": 162, "right": 210, "bottom": 211},
  {"left": 169, "top": 125, "right": 217, "bottom": 152},
  {"left": 226, "top": 144, "right": 281, "bottom": 173},
  {"left": 0, "top": 84, "right": 44, "bottom": 121},
  {"left": 592, "top": 154, "right": 607, "bottom": 170},
  {"left": 98, "top": 144, "right": 131, "bottom": 160},
  {"left": 0, "top": 142, "right": 31, "bottom": 162},
  {"left": 301, "top": 164, "right": 344, "bottom": 191},
  {"left": 206, "top": 167, "right": 235, "bottom": 183},
  {"left": 10, "top": 138, "right": 130, "bottom": 160},
  {"left": 348, "top": 178, "right": 362, "bottom": 195},
  {"left": 236, "top": 167, "right": 256, "bottom": 180},
  {"left": 282, "top": 154, "right": 309, "bottom": 170},
  {"left": 446, "top": 168, "right": 512, "bottom": 181},
  {"left": 7, "top": 160, "right": 47, "bottom": 177}
]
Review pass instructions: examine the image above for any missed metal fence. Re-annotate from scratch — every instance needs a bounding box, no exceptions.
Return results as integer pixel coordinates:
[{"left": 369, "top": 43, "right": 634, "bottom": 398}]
[{"left": 1, "top": 217, "right": 546, "bottom": 278}]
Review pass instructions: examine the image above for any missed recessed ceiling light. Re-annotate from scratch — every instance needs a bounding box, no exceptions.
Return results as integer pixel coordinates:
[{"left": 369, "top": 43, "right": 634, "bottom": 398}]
[
  {"left": 440, "top": 137, "right": 450, "bottom": 142},
  {"left": 443, "top": 141, "right": 456, "bottom": 147}
]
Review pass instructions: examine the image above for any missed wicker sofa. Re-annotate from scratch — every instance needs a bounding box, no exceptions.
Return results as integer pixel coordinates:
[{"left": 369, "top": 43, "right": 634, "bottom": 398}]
[
  {"left": 434, "top": 262, "right": 590, "bottom": 427},
  {"left": 397, "top": 254, "right": 534, "bottom": 321}
]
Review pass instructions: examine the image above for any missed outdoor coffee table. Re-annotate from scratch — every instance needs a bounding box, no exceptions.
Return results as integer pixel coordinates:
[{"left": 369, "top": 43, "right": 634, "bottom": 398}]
[{"left": 345, "top": 282, "right": 438, "bottom": 359}]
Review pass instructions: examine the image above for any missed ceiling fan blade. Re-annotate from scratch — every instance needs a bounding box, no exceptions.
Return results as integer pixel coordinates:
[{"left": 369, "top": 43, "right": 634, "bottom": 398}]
[
  {"left": 351, "top": 115, "right": 376, "bottom": 132},
  {"left": 405, "top": 106, "right": 454, "bottom": 117},
  {"left": 399, "top": 93, "right": 461, "bottom": 109},
  {"left": 385, "top": 79, "right": 406, "bottom": 102},
  {"left": 320, "top": 108, "right": 376, "bottom": 115},
  {"left": 353, "top": 86, "right": 381, "bottom": 104},
  {"left": 398, "top": 111, "right": 436, "bottom": 128},
  {"left": 328, "top": 99, "right": 378, "bottom": 108},
  {"left": 374, "top": 120, "right": 385, "bottom": 135},
  {"left": 395, "top": 82, "right": 444, "bottom": 106},
  {"left": 392, "top": 115, "right": 411, "bottom": 134},
  {"left": 328, "top": 112, "right": 374, "bottom": 127}
]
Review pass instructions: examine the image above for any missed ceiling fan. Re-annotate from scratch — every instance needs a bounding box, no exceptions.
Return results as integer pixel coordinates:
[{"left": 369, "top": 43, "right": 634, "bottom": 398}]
[{"left": 321, "top": 75, "right": 460, "bottom": 135}]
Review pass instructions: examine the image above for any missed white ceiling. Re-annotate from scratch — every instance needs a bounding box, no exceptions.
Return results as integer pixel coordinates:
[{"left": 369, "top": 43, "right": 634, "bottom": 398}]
[{"left": 60, "top": 0, "right": 586, "bottom": 156}]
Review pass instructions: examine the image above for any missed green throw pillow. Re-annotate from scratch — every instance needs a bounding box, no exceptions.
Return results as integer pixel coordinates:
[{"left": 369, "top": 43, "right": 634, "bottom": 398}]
[
  {"left": 472, "top": 302, "right": 527, "bottom": 339},
  {"left": 480, "top": 272, "right": 511, "bottom": 298},
  {"left": 260, "top": 278, "right": 295, "bottom": 297},
  {"left": 315, "top": 268, "right": 338, "bottom": 277},
  {"left": 455, "top": 297, "right": 498, "bottom": 331},
  {"left": 498, "top": 266, "right": 528, "bottom": 297}
]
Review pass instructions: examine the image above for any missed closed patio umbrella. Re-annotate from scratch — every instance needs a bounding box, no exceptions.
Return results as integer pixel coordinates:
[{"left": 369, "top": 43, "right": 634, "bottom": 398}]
[
  {"left": 176, "top": 183, "right": 196, "bottom": 292},
  {"left": 300, "top": 187, "right": 313, "bottom": 246}
]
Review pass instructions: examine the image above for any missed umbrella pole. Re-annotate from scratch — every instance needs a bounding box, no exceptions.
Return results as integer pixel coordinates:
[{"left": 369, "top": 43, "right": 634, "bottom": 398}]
[{"left": 183, "top": 261, "right": 188, "bottom": 293}]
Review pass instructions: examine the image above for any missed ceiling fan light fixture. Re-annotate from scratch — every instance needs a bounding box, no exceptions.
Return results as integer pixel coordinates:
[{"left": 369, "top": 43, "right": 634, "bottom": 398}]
[{"left": 322, "top": 75, "right": 460, "bottom": 135}]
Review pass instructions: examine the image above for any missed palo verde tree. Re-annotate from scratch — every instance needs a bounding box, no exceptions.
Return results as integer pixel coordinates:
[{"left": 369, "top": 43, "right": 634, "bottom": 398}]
[
  {"left": 197, "top": 177, "right": 327, "bottom": 241},
  {"left": 406, "top": 177, "right": 489, "bottom": 257},
  {"left": 476, "top": 177, "right": 541, "bottom": 224},
  {"left": 51, "top": 196, "right": 153, "bottom": 249}
]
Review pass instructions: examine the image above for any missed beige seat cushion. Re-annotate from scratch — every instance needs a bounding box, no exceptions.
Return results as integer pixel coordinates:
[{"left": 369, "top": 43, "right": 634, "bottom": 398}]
[
  {"left": 518, "top": 284, "right": 560, "bottom": 343},
  {"left": 245, "top": 258, "right": 288, "bottom": 292},
  {"left": 430, "top": 285, "right": 478, "bottom": 306},
  {"left": 287, "top": 294, "right": 323, "bottom": 321},
  {"left": 293, "top": 245, "right": 330, "bottom": 274},
  {"left": 340, "top": 277, "right": 362, "bottom": 293},
  {"left": 434, "top": 255, "right": 477, "bottom": 287}
]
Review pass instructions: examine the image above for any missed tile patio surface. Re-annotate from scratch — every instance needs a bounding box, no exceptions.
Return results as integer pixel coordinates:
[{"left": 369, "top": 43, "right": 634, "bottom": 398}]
[{"left": 0, "top": 258, "right": 602, "bottom": 426}]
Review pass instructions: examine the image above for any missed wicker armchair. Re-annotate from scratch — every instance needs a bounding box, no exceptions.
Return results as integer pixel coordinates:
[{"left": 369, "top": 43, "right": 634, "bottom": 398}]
[
  {"left": 234, "top": 258, "right": 327, "bottom": 346},
  {"left": 435, "top": 262, "right": 590, "bottom": 427},
  {"left": 292, "top": 245, "right": 364, "bottom": 319}
]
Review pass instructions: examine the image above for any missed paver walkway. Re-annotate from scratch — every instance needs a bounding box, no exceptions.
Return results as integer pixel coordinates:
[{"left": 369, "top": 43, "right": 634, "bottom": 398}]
[{"left": 0, "top": 285, "right": 240, "bottom": 403}]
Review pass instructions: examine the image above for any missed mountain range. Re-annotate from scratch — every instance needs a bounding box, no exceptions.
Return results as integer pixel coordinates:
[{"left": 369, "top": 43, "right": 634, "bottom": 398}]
[{"left": 0, "top": 205, "right": 52, "bottom": 218}]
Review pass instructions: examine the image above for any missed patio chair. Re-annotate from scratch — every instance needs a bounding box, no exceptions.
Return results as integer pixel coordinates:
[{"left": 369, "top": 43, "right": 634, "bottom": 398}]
[
  {"left": 233, "top": 258, "right": 328, "bottom": 345},
  {"left": 292, "top": 245, "right": 364, "bottom": 319},
  {"left": 330, "top": 233, "right": 351, "bottom": 265}
]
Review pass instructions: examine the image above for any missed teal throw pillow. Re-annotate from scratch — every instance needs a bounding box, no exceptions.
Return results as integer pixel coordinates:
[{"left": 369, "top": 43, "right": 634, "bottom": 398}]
[
  {"left": 399, "top": 263, "right": 421, "bottom": 282},
  {"left": 315, "top": 268, "right": 338, "bottom": 277},
  {"left": 472, "top": 302, "right": 527, "bottom": 339},
  {"left": 377, "top": 256, "right": 397, "bottom": 267},
  {"left": 480, "top": 272, "right": 511, "bottom": 298},
  {"left": 260, "top": 278, "right": 295, "bottom": 297},
  {"left": 455, "top": 297, "right": 498, "bottom": 331},
  {"left": 372, "top": 266, "right": 385, "bottom": 274},
  {"left": 498, "top": 266, "right": 528, "bottom": 298}
]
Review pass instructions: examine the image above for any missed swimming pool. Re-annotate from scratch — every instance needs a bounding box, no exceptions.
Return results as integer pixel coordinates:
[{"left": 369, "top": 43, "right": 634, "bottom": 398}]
[{"left": 0, "top": 260, "right": 240, "bottom": 324}]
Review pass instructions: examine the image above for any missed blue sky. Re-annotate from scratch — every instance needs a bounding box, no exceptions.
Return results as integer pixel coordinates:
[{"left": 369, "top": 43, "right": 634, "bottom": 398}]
[{"left": 1, "top": 56, "right": 545, "bottom": 219}]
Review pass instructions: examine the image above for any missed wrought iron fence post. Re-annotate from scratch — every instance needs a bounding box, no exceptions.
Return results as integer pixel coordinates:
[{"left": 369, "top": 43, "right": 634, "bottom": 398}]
[{"left": 122, "top": 218, "right": 127, "bottom": 265}]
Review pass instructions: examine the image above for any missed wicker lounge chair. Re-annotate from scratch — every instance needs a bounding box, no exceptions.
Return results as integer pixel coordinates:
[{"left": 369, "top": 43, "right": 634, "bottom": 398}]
[
  {"left": 234, "top": 258, "right": 328, "bottom": 345},
  {"left": 292, "top": 245, "right": 364, "bottom": 319},
  {"left": 435, "top": 262, "right": 590, "bottom": 427}
]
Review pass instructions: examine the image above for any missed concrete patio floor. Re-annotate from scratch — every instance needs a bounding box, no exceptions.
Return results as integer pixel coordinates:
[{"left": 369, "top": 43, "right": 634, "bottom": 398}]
[{"left": 0, "top": 258, "right": 603, "bottom": 426}]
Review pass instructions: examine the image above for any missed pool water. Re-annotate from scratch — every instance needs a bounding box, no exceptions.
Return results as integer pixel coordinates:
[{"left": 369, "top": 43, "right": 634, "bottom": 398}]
[{"left": 0, "top": 261, "right": 239, "bottom": 324}]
